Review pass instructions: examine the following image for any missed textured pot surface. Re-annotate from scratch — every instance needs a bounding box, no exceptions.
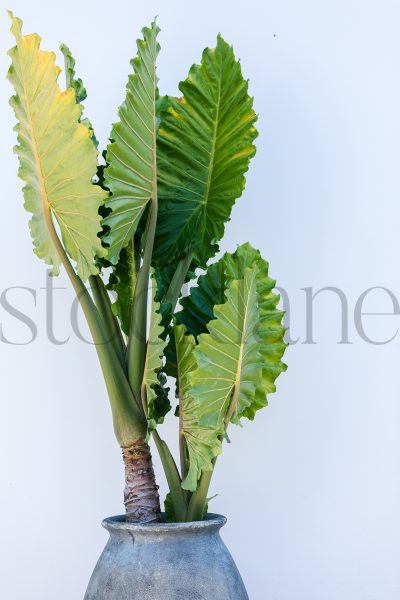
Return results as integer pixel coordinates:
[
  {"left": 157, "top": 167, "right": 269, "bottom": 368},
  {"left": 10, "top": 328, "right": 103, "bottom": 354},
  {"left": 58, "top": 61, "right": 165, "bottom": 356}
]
[{"left": 84, "top": 513, "right": 248, "bottom": 600}]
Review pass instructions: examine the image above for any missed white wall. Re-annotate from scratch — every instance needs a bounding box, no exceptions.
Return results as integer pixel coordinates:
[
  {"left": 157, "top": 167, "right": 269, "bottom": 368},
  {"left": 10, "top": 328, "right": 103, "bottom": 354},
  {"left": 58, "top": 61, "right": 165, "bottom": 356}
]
[{"left": 1, "top": 1, "right": 400, "bottom": 598}]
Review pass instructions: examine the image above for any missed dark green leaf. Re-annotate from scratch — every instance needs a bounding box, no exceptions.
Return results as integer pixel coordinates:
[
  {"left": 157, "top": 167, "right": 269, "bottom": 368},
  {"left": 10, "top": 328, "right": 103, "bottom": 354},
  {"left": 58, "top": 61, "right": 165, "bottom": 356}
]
[
  {"left": 107, "top": 243, "right": 137, "bottom": 335},
  {"left": 60, "top": 43, "right": 87, "bottom": 103},
  {"left": 154, "top": 35, "right": 258, "bottom": 269}
]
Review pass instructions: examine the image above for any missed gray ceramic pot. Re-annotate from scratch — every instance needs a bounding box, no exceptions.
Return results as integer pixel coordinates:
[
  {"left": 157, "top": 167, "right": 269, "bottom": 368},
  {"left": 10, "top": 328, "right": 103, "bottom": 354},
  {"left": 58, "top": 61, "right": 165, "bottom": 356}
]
[{"left": 84, "top": 513, "right": 248, "bottom": 600}]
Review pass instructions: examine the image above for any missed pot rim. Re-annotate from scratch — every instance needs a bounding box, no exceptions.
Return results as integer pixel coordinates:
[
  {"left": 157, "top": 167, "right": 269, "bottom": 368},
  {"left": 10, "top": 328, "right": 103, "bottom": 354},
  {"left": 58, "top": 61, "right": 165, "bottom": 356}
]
[{"left": 102, "top": 512, "right": 227, "bottom": 534}]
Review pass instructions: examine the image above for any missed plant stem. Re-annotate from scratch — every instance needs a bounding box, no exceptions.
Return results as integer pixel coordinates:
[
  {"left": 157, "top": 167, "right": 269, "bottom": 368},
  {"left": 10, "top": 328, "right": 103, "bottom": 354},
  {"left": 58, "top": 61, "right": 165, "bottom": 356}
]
[
  {"left": 176, "top": 352, "right": 189, "bottom": 481},
  {"left": 186, "top": 468, "right": 213, "bottom": 522},
  {"left": 127, "top": 201, "right": 157, "bottom": 398},
  {"left": 179, "top": 411, "right": 188, "bottom": 481},
  {"left": 89, "top": 274, "right": 126, "bottom": 369},
  {"left": 163, "top": 252, "right": 193, "bottom": 308},
  {"left": 163, "top": 253, "right": 194, "bottom": 480},
  {"left": 188, "top": 396, "right": 237, "bottom": 521},
  {"left": 188, "top": 389, "right": 241, "bottom": 521},
  {"left": 45, "top": 210, "right": 145, "bottom": 446},
  {"left": 152, "top": 430, "right": 188, "bottom": 522}
]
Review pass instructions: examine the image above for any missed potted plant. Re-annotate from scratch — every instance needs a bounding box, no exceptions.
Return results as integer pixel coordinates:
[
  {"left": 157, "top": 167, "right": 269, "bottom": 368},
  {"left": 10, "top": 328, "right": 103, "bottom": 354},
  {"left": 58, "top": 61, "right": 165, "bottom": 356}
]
[{"left": 7, "top": 12, "right": 287, "bottom": 599}]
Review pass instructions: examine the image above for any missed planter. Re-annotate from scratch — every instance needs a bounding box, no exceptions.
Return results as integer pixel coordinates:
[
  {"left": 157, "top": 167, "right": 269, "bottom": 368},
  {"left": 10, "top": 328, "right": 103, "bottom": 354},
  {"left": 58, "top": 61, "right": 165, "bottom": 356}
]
[{"left": 84, "top": 513, "right": 249, "bottom": 600}]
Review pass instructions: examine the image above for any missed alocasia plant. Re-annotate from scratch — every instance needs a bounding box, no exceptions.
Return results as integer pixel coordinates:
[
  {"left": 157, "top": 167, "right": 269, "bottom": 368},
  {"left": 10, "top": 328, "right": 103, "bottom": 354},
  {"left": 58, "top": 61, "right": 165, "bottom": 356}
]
[{"left": 8, "top": 12, "right": 287, "bottom": 523}]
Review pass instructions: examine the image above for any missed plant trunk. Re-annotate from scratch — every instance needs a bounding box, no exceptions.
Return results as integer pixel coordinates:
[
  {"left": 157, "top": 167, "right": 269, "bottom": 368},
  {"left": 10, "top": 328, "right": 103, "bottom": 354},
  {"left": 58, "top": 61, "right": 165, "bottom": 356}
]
[{"left": 122, "top": 440, "right": 161, "bottom": 523}]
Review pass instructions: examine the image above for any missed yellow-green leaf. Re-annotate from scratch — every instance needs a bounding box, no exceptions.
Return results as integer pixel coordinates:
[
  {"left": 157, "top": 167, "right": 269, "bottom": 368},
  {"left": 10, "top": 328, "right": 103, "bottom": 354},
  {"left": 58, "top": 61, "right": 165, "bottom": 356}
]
[{"left": 8, "top": 13, "right": 107, "bottom": 280}]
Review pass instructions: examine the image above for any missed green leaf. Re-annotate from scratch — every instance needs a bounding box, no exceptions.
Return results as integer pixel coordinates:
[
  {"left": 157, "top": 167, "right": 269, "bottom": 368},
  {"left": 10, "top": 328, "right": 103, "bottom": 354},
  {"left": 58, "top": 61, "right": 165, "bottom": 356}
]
[
  {"left": 177, "top": 243, "right": 287, "bottom": 418},
  {"left": 143, "top": 276, "right": 170, "bottom": 431},
  {"left": 176, "top": 243, "right": 277, "bottom": 332},
  {"left": 191, "top": 267, "right": 262, "bottom": 431},
  {"left": 59, "top": 43, "right": 87, "bottom": 102},
  {"left": 154, "top": 35, "right": 258, "bottom": 268},
  {"left": 179, "top": 253, "right": 286, "bottom": 491},
  {"left": 60, "top": 43, "right": 99, "bottom": 147},
  {"left": 102, "top": 20, "right": 160, "bottom": 264},
  {"left": 164, "top": 492, "right": 176, "bottom": 522},
  {"left": 154, "top": 254, "right": 196, "bottom": 305},
  {"left": 170, "top": 243, "right": 275, "bottom": 383},
  {"left": 246, "top": 261, "right": 287, "bottom": 420},
  {"left": 224, "top": 243, "right": 287, "bottom": 419},
  {"left": 105, "top": 92, "right": 175, "bottom": 338},
  {"left": 165, "top": 490, "right": 208, "bottom": 523},
  {"left": 165, "top": 258, "right": 224, "bottom": 387},
  {"left": 175, "top": 324, "right": 221, "bottom": 492},
  {"left": 176, "top": 259, "right": 226, "bottom": 338},
  {"left": 178, "top": 266, "right": 262, "bottom": 493},
  {"left": 8, "top": 13, "right": 107, "bottom": 280},
  {"left": 107, "top": 242, "right": 137, "bottom": 335},
  {"left": 156, "top": 94, "right": 170, "bottom": 130}
]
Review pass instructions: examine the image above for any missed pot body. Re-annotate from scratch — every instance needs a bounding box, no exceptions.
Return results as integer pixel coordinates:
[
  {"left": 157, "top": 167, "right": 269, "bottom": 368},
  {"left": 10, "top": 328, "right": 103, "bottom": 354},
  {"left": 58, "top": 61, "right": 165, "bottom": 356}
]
[{"left": 84, "top": 513, "right": 248, "bottom": 600}]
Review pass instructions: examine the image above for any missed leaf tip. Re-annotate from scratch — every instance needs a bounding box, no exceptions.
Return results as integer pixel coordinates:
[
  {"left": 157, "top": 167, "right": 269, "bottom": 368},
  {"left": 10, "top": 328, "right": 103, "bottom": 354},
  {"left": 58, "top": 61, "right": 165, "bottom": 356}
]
[
  {"left": 8, "top": 10, "right": 22, "bottom": 39},
  {"left": 59, "top": 42, "right": 69, "bottom": 55},
  {"left": 216, "top": 32, "right": 231, "bottom": 49}
]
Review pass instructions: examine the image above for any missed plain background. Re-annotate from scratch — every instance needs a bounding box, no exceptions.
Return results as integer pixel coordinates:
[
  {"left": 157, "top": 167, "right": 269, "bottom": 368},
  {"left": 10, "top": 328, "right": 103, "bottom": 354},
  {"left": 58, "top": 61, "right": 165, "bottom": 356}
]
[{"left": 1, "top": 1, "right": 400, "bottom": 598}]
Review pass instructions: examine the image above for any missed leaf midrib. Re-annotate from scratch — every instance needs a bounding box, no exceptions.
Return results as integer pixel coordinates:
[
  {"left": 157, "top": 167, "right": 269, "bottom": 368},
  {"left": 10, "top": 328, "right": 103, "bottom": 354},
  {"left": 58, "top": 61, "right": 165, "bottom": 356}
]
[
  {"left": 18, "top": 48, "right": 59, "bottom": 260},
  {"left": 195, "top": 58, "right": 223, "bottom": 225},
  {"left": 224, "top": 272, "right": 256, "bottom": 429}
]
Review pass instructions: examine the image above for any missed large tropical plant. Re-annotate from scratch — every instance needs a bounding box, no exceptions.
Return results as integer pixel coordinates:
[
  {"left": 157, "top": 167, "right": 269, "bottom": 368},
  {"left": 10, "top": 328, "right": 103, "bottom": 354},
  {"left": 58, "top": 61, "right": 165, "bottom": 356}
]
[{"left": 7, "top": 13, "right": 287, "bottom": 523}]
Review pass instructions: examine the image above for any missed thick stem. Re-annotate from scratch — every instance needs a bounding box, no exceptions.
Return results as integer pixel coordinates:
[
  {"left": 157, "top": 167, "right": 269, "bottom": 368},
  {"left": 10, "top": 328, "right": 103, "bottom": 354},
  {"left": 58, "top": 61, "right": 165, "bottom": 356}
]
[
  {"left": 89, "top": 274, "right": 126, "bottom": 369},
  {"left": 163, "top": 252, "right": 193, "bottom": 308},
  {"left": 152, "top": 430, "right": 188, "bottom": 522},
  {"left": 164, "top": 253, "right": 193, "bottom": 481},
  {"left": 123, "top": 440, "right": 161, "bottom": 523},
  {"left": 127, "top": 202, "right": 157, "bottom": 397},
  {"left": 186, "top": 469, "right": 213, "bottom": 522}
]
